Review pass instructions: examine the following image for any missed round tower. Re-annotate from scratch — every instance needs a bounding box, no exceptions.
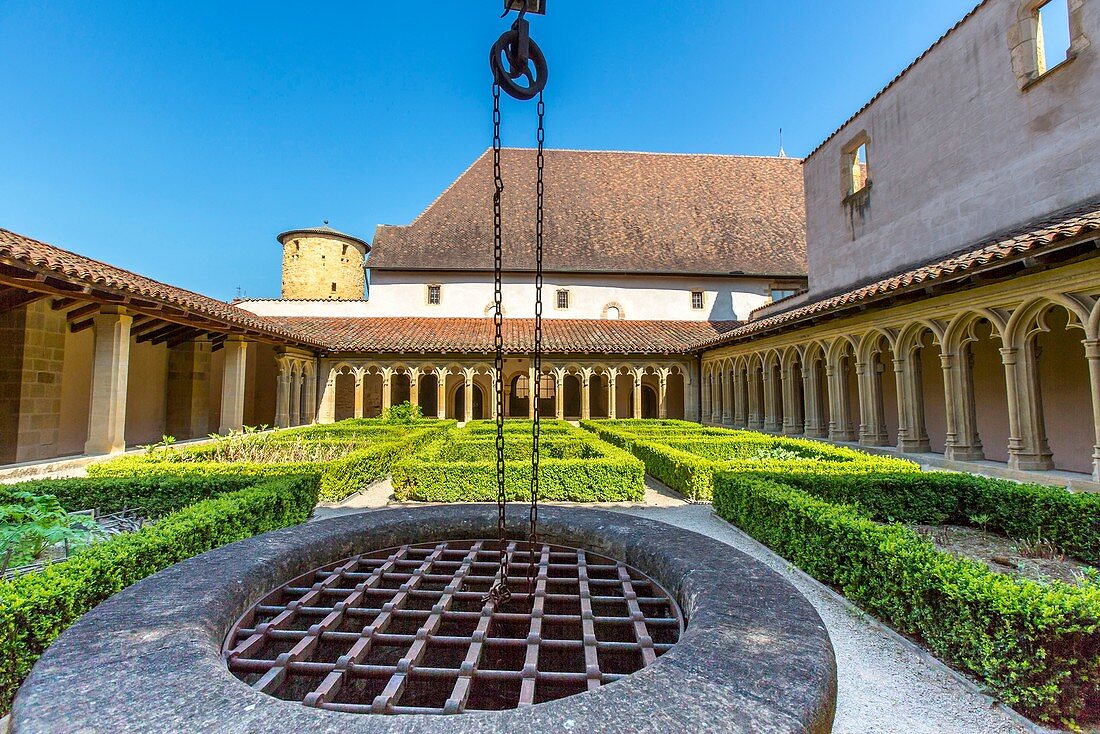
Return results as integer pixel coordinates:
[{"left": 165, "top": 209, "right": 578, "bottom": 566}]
[{"left": 277, "top": 223, "right": 370, "bottom": 301}]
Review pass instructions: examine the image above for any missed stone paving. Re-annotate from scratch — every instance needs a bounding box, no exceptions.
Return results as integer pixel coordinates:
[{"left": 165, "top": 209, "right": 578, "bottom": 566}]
[{"left": 316, "top": 476, "right": 1039, "bottom": 734}]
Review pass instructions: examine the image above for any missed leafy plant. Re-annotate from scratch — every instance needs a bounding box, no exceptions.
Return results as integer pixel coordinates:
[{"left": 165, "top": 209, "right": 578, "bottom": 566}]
[
  {"left": 0, "top": 492, "right": 101, "bottom": 574},
  {"left": 139, "top": 435, "right": 177, "bottom": 455},
  {"left": 384, "top": 401, "right": 423, "bottom": 423},
  {"left": 969, "top": 513, "right": 991, "bottom": 540},
  {"left": 1017, "top": 537, "right": 1066, "bottom": 561}
]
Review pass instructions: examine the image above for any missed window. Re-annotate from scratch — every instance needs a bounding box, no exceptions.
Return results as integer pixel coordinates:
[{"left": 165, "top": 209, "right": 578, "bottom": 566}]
[
  {"left": 556, "top": 289, "right": 570, "bottom": 310},
  {"left": 537, "top": 373, "right": 556, "bottom": 398},
  {"left": 331, "top": 282, "right": 337, "bottom": 293},
  {"left": 691, "top": 291, "right": 705, "bottom": 310},
  {"left": 770, "top": 288, "right": 798, "bottom": 302},
  {"left": 427, "top": 285, "right": 442, "bottom": 305},
  {"left": 843, "top": 134, "right": 871, "bottom": 198},
  {"left": 513, "top": 373, "right": 529, "bottom": 399},
  {"left": 1036, "top": 1, "right": 1072, "bottom": 75}
]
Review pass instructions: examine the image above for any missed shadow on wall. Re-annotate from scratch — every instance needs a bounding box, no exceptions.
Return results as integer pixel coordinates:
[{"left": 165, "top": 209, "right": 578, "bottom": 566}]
[{"left": 708, "top": 290, "right": 738, "bottom": 321}]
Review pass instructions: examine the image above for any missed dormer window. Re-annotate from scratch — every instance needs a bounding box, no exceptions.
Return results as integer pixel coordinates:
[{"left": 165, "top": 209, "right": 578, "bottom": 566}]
[{"left": 427, "top": 284, "right": 442, "bottom": 305}]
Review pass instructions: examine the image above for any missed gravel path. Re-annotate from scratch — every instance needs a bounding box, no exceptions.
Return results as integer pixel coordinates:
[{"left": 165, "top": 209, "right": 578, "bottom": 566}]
[{"left": 317, "top": 477, "right": 1041, "bottom": 733}]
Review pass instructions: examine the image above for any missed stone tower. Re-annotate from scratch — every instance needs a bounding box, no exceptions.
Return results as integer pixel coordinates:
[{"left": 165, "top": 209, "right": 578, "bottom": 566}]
[{"left": 278, "top": 224, "right": 370, "bottom": 300}]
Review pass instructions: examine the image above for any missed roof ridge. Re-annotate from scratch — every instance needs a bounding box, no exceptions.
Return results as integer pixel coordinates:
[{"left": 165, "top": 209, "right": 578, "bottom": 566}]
[
  {"left": 804, "top": 0, "right": 989, "bottom": 162},
  {"left": 498, "top": 147, "right": 803, "bottom": 161}
]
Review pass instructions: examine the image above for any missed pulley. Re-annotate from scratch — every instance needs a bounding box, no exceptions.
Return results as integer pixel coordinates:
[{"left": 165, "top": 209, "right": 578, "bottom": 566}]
[{"left": 490, "top": 0, "right": 549, "bottom": 101}]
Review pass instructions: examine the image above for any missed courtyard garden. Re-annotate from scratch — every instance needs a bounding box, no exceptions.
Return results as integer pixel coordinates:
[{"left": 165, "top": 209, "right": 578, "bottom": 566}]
[{"left": 1, "top": 415, "right": 1099, "bottom": 727}]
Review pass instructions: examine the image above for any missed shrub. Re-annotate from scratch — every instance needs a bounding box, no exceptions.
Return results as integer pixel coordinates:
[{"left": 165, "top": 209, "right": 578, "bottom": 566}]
[
  {"left": 392, "top": 422, "right": 645, "bottom": 503},
  {"left": 0, "top": 473, "right": 320, "bottom": 715},
  {"left": 712, "top": 471, "right": 1100, "bottom": 726},
  {"left": 0, "top": 475, "right": 262, "bottom": 517},
  {"left": 384, "top": 401, "right": 423, "bottom": 423}
]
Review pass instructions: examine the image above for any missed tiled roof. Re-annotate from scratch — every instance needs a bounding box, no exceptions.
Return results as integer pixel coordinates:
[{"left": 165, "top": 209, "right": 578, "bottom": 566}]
[
  {"left": 0, "top": 228, "right": 324, "bottom": 347},
  {"left": 272, "top": 317, "right": 740, "bottom": 355},
  {"left": 370, "top": 149, "right": 807, "bottom": 277},
  {"left": 696, "top": 196, "right": 1100, "bottom": 350}
]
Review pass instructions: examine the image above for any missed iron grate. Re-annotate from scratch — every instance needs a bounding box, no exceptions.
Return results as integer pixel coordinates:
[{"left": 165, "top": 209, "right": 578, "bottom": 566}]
[{"left": 223, "top": 539, "right": 684, "bottom": 714}]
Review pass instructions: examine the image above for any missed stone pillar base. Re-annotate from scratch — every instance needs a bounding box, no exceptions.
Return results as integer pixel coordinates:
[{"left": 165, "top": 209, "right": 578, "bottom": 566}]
[{"left": 1008, "top": 454, "right": 1056, "bottom": 472}]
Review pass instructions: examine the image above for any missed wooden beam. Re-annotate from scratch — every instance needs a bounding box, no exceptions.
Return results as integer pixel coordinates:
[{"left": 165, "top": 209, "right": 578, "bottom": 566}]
[
  {"left": 131, "top": 318, "right": 167, "bottom": 337},
  {"left": 70, "top": 319, "right": 94, "bottom": 334},
  {"left": 0, "top": 288, "right": 48, "bottom": 314},
  {"left": 51, "top": 297, "right": 78, "bottom": 311},
  {"left": 64, "top": 303, "right": 101, "bottom": 322},
  {"left": 139, "top": 323, "right": 189, "bottom": 345}
]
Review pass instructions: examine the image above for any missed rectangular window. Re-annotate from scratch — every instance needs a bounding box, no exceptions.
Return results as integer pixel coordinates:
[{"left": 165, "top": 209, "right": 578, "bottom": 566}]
[
  {"left": 844, "top": 140, "right": 870, "bottom": 197},
  {"left": 556, "top": 289, "right": 570, "bottom": 310},
  {"left": 770, "top": 288, "right": 798, "bottom": 302},
  {"left": 331, "top": 282, "right": 337, "bottom": 293},
  {"left": 691, "top": 291, "right": 705, "bottom": 310},
  {"left": 1037, "top": 1, "right": 1072, "bottom": 75},
  {"left": 427, "top": 285, "right": 441, "bottom": 305}
]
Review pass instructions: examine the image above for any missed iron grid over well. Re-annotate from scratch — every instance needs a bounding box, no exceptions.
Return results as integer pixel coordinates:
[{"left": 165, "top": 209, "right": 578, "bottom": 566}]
[{"left": 224, "top": 539, "right": 683, "bottom": 714}]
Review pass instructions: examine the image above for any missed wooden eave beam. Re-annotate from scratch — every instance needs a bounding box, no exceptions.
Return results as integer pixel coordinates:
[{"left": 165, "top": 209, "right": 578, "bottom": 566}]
[{"left": 0, "top": 288, "right": 48, "bottom": 313}]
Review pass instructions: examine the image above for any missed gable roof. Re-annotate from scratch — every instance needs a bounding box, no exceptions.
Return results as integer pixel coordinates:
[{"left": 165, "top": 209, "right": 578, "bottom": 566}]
[
  {"left": 0, "top": 228, "right": 324, "bottom": 348},
  {"left": 270, "top": 317, "right": 739, "bottom": 355},
  {"left": 370, "top": 149, "right": 807, "bottom": 277},
  {"left": 695, "top": 194, "right": 1100, "bottom": 350}
]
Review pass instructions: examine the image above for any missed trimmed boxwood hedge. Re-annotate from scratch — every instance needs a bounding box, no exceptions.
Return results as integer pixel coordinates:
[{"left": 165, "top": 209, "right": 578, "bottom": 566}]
[
  {"left": 712, "top": 471, "right": 1100, "bottom": 726},
  {"left": 581, "top": 420, "right": 917, "bottom": 501},
  {"left": 392, "top": 422, "right": 645, "bottom": 502},
  {"left": 89, "top": 425, "right": 443, "bottom": 503},
  {"left": 0, "top": 473, "right": 320, "bottom": 715}
]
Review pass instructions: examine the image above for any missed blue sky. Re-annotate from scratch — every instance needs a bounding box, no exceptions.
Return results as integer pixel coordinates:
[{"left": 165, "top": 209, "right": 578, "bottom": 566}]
[{"left": 0, "top": 0, "right": 981, "bottom": 300}]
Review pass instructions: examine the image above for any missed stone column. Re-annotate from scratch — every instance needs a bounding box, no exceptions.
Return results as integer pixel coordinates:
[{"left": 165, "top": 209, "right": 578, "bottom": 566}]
[
  {"left": 303, "top": 367, "right": 317, "bottom": 424},
  {"left": 608, "top": 370, "right": 618, "bottom": 420},
  {"left": 801, "top": 365, "right": 820, "bottom": 438},
  {"left": 762, "top": 368, "right": 781, "bottom": 433},
  {"left": 84, "top": 307, "right": 133, "bottom": 455},
  {"left": 1085, "top": 340, "right": 1100, "bottom": 482},
  {"left": 857, "top": 358, "right": 888, "bottom": 446},
  {"left": 408, "top": 368, "right": 420, "bottom": 411},
  {"left": 354, "top": 372, "right": 366, "bottom": 419},
  {"left": 732, "top": 371, "right": 746, "bottom": 428},
  {"left": 781, "top": 365, "right": 804, "bottom": 436},
  {"left": 1002, "top": 345, "right": 1054, "bottom": 471},
  {"left": 166, "top": 339, "right": 211, "bottom": 439},
  {"left": 658, "top": 371, "right": 668, "bottom": 420},
  {"left": 747, "top": 369, "right": 761, "bottom": 430},
  {"left": 633, "top": 372, "right": 643, "bottom": 419},
  {"left": 897, "top": 355, "right": 931, "bottom": 452},
  {"left": 555, "top": 371, "right": 565, "bottom": 420},
  {"left": 274, "top": 362, "right": 290, "bottom": 429},
  {"left": 381, "top": 370, "right": 392, "bottom": 415},
  {"left": 464, "top": 371, "right": 475, "bottom": 423},
  {"left": 941, "top": 350, "right": 982, "bottom": 460},
  {"left": 436, "top": 369, "right": 447, "bottom": 420},
  {"left": 289, "top": 373, "right": 303, "bottom": 427},
  {"left": 826, "top": 362, "right": 855, "bottom": 442},
  {"left": 701, "top": 372, "right": 711, "bottom": 423},
  {"left": 581, "top": 371, "right": 592, "bottom": 420},
  {"left": 218, "top": 337, "right": 249, "bottom": 434},
  {"left": 319, "top": 367, "right": 338, "bottom": 424}
]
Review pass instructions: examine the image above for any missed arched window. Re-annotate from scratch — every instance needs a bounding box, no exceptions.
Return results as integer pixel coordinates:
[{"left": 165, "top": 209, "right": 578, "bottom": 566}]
[{"left": 513, "top": 373, "right": 530, "bottom": 398}]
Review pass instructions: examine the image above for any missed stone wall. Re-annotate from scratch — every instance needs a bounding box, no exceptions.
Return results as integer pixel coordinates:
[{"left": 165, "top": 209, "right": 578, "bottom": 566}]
[
  {"left": 281, "top": 234, "right": 367, "bottom": 301},
  {"left": 0, "top": 300, "right": 67, "bottom": 463},
  {"left": 803, "top": 0, "right": 1100, "bottom": 295}
]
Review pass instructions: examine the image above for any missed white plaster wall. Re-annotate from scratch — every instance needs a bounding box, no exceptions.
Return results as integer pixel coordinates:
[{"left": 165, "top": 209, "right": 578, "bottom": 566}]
[
  {"left": 803, "top": 0, "right": 1100, "bottom": 296},
  {"left": 240, "top": 271, "right": 777, "bottom": 322}
]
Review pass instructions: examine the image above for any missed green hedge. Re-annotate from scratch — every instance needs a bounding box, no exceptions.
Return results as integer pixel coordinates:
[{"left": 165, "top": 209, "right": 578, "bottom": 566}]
[
  {"left": 0, "top": 473, "right": 320, "bottom": 715},
  {"left": 581, "top": 420, "right": 916, "bottom": 501},
  {"left": 760, "top": 471, "right": 1100, "bottom": 566},
  {"left": 712, "top": 472, "right": 1100, "bottom": 725},
  {"left": 0, "top": 475, "right": 262, "bottom": 517},
  {"left": 392, "top": 422, "right": 645, "bottom": 502},
  {"left": 90, "top": 426, "right": 442, "bottom": 503}
]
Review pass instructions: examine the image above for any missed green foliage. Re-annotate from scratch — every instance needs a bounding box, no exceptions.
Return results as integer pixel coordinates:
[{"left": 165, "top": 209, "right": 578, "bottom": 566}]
[
  {"left": 0, "top": 474, "right": 320, "bottom": 715},
  {"left": 90, "top": 422, "right": 447, "bottom": 503},
  {"left": 0, "top": 493, "right": 102, "bottom": 572},
  {"left": 384, "top": 401, "right": 423, "bottom": 423},
  {"left": 392, "top": 421, "right": 645, "bottom": 502},
  {"left": 712, "top": 472, "right": 1100, "bottom": 726}
]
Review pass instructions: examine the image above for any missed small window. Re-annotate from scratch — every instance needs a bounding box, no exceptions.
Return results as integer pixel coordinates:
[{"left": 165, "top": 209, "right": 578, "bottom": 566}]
[
  {"left": 843, "top": 138, "right": 870, "bottom": 197},
  {"left": 427, "top": 285, "right": 442, "bottom": 305},
  {"left": 556, "top": 289, "right": 570, "bottom": 310},
  {"left": 331, "top": 282, "right": 337, "bottom": 293},
  {"left": 691, "top": 291, "right": 705, "bottom": 310},
  {"left": 1036, "top": 1, "right": 1072, "bottom": 75},
  {"left": 770, "top": 288, "right": 798, "bottom": 302}
]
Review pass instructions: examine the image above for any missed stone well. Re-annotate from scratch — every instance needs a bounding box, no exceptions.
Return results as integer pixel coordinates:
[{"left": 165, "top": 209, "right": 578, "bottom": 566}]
[{"left": 11, "top": 506, "right": 837, "bottom": 733}]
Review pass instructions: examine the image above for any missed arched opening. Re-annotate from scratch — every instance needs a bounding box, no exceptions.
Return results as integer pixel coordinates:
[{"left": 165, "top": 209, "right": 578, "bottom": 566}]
[
  {"left": 419, "top": 373, "right": 439, "bottom": 418},
  {"left": 590, "top": 373, "right": 608, "bottom": 418},
  {"left": 509, "top": 374, "right": 529, "bottom": 418},
  {"left": 1035, "top": 307, "right": 1093, "bottom": 474},
  {"left": 615, "top": 372, "right": 633, "bottom": 418},
  {"left": 360, "top": 372, "right": 382, "bottom": 418},
  {"left": 832, "top": 342, "right": 859, "bottom": 441},
  {"left": 334, "top": 370, "right": 355, "bottom": 422},
  {"left": 915, "top": 331, "right": 947, "bottom": 453},
  {"left": 641, "top": 386, "right": 658, "bottom": 419},
  {"left": 969, "top": 319, "right": 1011, "bottom": 463},
  {"left": 391, "top": 373, "right": 411, "bottom": 407},
  {"left": 765, "top": 356, "right": 784, "bottom": 432},
  {"left": 750, "top": 361, "right": 765, "bottom": 429},
  {"left": 666, "top": 372, "right": 686, "bottom": 419},
  {"left": 454, "top": 384, "right": 486, "bottom": 422},
  {"left": 805, "top": 350, "right": 830, "bottom": 438},
  {"left": 563, "top": 375, "right": 582, "bottom": 418},
  {"left": 864, "top": 336, "right": 899, "bottom": 446},
  {"left": 786, "top": 356, "right": 805, "bottom": 435}
]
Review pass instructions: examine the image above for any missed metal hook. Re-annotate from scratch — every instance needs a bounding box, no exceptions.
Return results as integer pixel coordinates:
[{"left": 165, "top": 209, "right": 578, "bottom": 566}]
[{"left": 501, "top": 0, "right": 527, "bottom": 21}]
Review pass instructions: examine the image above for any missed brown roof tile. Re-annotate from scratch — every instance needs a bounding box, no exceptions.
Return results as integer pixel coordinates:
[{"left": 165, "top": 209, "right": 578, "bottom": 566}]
[
  {"left": 696, "top": 196, "right": 1100, "bottom": 350},
  {"left": 370, "top": 149, "right": 807, "bottom": 276},
  {"left": 272, "top": 317, "right": 739, "bottom": 355},
  {"left": 0, "top": 228, "right": 324, "bottom": 348}
]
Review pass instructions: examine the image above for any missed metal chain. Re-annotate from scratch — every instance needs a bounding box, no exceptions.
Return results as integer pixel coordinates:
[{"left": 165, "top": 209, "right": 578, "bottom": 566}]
[
  {"left": 527, "top": 90, "right": 545, "bottom": 596},
  {"left": 485, "top": 82, "right": 511, "bottom": 607}
]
